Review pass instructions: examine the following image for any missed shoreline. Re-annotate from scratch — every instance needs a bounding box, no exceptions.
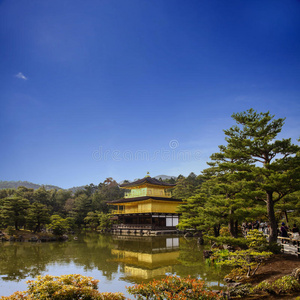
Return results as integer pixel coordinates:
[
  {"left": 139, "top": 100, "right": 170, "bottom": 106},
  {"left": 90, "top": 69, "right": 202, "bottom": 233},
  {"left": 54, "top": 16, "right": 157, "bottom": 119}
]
[{"left": 0, "top": 229, "right": 68, "bottom": 242}]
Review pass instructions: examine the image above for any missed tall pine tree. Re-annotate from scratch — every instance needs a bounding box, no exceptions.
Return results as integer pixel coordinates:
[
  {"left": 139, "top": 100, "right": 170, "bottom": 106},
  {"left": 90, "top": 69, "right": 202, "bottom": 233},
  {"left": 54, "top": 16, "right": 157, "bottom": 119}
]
[{"left": 219, "top": 109, "right": 300, "bottom": 243}]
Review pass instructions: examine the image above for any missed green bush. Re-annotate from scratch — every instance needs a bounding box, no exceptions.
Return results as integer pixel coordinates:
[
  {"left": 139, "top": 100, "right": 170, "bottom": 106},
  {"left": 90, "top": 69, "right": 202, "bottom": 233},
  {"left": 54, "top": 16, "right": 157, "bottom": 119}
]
[
  {"left": 224, "top": 268, "right": 248, "bottom": 282},
  {"left": 245, "top": 229, "right": 268, "bottom": 251},
  {"left": 0, "top": 274, "right": 126, "bottom": 300},
  {"left": 7, "top": 226, "right": 14, "bottom": 236},
  {"left": 48, "top": 215, "right": 70, "bottom": 236},
  {"left": 209, "top": 249, "right": 230, "bottom": 264},
  {"left": 127, "top": 275, "right": 224, "bottom": 300},
  {"left": 266, "top": 241, "right": 282, "bottom": 254},
  {"left": 213, "top": 249, "right": 272, "bottom": 277},
  {"left": 253, "top": 275, "right": 300, "bottom": 295},
  {"left": 206, "top": 236, "right": 248, "bottom": 249},
  {"left": 219, "top": 227, "right": 230, "bottom": 237},
  {"left": 227, "top": 283, "right": 251, "bottom": 297},
  {"left": 252, "top": 280, "right": 272, "bottom": 294}
]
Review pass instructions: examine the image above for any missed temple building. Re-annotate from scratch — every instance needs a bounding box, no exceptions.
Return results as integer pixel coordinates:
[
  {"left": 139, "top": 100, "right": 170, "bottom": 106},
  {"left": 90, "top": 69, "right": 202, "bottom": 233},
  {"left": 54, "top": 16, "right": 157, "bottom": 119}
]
[{"left": 107, "top": 175, "right": 182, "bottom": 235}]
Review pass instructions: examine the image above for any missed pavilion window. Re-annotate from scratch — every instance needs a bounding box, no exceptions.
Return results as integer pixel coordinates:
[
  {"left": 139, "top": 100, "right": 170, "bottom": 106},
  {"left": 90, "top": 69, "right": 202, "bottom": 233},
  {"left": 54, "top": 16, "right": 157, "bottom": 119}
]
[
  {"left": 173, "top": 216, "right": 179, "bottom": 226},
  {"left": 166, "top": 217, "right": 172, "bottom": 227}
]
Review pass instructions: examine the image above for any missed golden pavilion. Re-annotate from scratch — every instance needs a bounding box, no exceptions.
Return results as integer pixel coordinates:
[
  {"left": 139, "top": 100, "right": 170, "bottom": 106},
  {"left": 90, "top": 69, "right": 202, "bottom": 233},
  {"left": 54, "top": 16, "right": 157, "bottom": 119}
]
[{"left": 107, "top": 175, "right": 182, "bottom": 234}]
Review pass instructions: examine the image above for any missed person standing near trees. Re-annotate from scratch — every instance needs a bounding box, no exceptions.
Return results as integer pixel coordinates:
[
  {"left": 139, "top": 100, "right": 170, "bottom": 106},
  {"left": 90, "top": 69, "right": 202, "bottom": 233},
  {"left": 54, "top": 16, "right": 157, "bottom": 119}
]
[
  {"left": 242, "top": 222, "right": 247, "bottom": 236},
  {"left": 248, "top": 222, "right": 252, "bottom": 230},
  {"left": 280, "top": 222, "right": 289, "bottom": 238},
  {"left": 253, "top": 220, "right": 259, "bottom": 230}
]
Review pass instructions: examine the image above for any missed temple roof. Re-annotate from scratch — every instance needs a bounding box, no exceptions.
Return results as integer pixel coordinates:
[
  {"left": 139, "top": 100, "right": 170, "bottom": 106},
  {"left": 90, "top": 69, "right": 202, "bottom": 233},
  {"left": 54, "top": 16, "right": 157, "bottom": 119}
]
[
  {"left": 107, "top": 196, "right": 182, "bottom": 204},
  {"left": 120, "top": 177, "right": 175, "bottom": 188}
]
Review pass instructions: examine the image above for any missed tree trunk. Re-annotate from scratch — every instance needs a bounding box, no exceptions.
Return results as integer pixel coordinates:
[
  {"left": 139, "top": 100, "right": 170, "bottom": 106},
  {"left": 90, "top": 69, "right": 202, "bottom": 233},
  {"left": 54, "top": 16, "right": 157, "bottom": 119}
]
[
  {"left": 235, "top": 220, "right": 239, "bottom": 237},
  {"left": 229, "top": 218, "right": 237, "bottom": 238},
  {"left": 214, "top": 224, "right": 220, "bottom": 237},
  {"left": 228, "top": 207, "right": 238, "bottom": 238},
  {"left": 34, "top": 221, "right": 41, "bottom": 233},
  {"left": 252, "top": 261, "right": 262, "bottom": 276},
  {"left": 267, "top": 192, "right": 277, "bottom": 243},
  {"left": 284, "top": 210, "right": 289, "bottom": 227}
]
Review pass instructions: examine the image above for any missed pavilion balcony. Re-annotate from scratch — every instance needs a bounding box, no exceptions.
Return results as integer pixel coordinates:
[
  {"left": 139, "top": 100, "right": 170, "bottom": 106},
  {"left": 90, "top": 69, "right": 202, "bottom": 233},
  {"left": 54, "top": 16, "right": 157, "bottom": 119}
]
[
  {"left": 124, "top": 190, "right": 172, "bottom": 198},
  {"left": 111, "top": 207, "right": 177, "bottom": 215},
  {"left": 112, "top": 224, "right": 178, "bottom": 231},
  {"left": 112, "top": 224, "right": 155, "bottom": 230}
]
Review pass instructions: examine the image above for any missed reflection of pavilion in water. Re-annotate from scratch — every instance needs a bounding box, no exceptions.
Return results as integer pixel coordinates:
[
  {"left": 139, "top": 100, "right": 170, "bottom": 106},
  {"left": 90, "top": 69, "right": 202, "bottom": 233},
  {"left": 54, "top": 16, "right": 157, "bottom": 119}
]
[{"left": 111, "top": 236, "right": 180, "bottom": 280}]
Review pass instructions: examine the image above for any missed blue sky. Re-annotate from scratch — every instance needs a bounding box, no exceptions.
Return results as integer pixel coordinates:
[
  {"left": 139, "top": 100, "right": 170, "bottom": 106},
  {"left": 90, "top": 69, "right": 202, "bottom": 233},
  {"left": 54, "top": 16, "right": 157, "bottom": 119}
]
[{"left": 1, "top": 0, "right": 299, "bottom": 188}]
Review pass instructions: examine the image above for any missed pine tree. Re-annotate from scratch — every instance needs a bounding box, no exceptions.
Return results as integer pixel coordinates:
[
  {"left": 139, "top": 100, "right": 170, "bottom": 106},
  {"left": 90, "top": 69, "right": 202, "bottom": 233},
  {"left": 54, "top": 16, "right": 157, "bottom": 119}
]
[
  {"left": 26, "top": 202, "right": 50, "bottom": 233},
  {"left": 0, "top": 196, "right": 30, "bottom": 230},
  {"left": 219, "top": 109, "right": 300, "bottom": 243},
  {"left": 177, "top": 110, "right": 299, "bottom": 241}
]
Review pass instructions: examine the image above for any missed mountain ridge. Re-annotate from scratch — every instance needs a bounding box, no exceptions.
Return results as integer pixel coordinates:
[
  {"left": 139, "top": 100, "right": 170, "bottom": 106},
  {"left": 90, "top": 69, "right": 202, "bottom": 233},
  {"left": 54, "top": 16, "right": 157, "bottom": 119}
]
[
  {"left": 0, "top": 180, "right": 62, "bottom": 191},
  {"left": 0, "top": 175, "right": 177, "bottom": 191}
]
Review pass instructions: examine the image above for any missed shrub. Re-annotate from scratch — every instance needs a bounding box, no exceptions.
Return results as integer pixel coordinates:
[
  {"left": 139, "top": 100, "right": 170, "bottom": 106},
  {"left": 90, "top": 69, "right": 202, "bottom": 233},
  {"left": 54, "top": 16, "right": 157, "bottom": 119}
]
[
  {"left": 0, "top": 274, "right": 126, "bottom": 300},
  {"left": 274, "top": 275, "right": 300, "bottom": 294},
  {"left": 48, "top": 215, "right": 70, "bottom": 236},
  {"left": 266, "top": 241, "right": 282, "bottom": 254},
  {"left": 227, "top": 283, "right": 251, "bottom": 297},
  {"left": 206, "top": 236, "right": 248, "bottom": 249},
  {"left": 214, "top": 249, "right": 272, "bottom": 277},
  {"left": 224, "top": 268, "right": 248, "bottom": 282},
  {"left": 245, "top": 230, "right": 282, "bottom": 254},
  {"left": 7, "top": 226, "right": 14, "bottom": 236},
  {"left": 245, "top": 229, "right": 268, "bottom": 251},
  {"left": 127, "top": 275, "right": 224, "bottom": 300},
  {"left": 253, "top": 275, "right": 300, "bottom": 295},
  {"left": 219, "top": 227, "right": 230, "bottom": 237},
  {"left": 252, "top": 280, "right": 272, "bottom": 294}
]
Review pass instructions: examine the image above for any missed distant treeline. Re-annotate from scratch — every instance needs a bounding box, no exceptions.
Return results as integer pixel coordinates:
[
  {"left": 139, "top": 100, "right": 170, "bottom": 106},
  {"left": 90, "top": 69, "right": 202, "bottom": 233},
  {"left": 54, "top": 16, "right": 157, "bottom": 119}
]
[{"left": 0, "top": 175, "right": 201, "bottom": 234}]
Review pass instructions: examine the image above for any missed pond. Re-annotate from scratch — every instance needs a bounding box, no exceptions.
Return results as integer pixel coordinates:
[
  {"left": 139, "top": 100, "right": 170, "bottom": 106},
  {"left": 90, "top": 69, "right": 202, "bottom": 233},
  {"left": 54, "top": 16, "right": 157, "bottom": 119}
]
[{"left": 0, "top": 233, "right": 227, "bottom": 297}]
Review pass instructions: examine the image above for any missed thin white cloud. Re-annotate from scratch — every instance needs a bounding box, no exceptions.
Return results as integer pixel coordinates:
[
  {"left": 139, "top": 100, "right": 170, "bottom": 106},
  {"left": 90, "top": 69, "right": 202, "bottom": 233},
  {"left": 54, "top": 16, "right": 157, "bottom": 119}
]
[{"left": 15, "top": 72, "right": 28, "bottom": 80}]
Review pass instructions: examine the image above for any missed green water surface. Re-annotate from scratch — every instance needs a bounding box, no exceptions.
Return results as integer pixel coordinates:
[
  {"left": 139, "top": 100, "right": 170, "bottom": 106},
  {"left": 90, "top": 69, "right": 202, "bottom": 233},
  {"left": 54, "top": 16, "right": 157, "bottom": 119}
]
[{"left": 0, "top": 233, "right": 227, "bottom": 297}]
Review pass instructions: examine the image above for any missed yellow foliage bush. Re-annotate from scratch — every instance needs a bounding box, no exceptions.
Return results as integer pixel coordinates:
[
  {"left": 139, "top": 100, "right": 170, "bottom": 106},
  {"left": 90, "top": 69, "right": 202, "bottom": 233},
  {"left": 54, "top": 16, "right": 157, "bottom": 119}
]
[
  {"left": 0, "top": 274, "right": 126, "bottom": 300},
  {"left": 224, "top": 267, "right": 248, "bottom": 282},
  {"left": 219, "top": 227, "right": 230, "bottom": 237}
]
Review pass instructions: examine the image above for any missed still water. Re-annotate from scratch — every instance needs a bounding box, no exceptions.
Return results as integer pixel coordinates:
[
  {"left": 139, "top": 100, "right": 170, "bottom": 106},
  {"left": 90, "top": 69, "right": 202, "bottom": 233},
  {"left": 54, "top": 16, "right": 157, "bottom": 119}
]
[{"left": 0, "top": 233, "right": 227, "bottom": 297}]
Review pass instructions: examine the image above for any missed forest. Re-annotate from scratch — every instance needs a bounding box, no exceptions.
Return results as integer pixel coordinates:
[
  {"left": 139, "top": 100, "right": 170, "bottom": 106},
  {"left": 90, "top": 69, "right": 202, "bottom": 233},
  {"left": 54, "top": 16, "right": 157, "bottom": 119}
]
[{"left": 0, "top": 109, "right": 299, "bottom": 242}]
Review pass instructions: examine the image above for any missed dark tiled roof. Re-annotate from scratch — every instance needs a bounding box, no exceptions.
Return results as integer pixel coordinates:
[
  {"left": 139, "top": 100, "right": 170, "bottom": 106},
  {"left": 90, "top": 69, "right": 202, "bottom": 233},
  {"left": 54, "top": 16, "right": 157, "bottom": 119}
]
[
  {"left": 107, "top": 196, "right": 182, "bottom": 204},
  {"left": 120, "top": 177, "right": 175, "bottom": 188}
]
